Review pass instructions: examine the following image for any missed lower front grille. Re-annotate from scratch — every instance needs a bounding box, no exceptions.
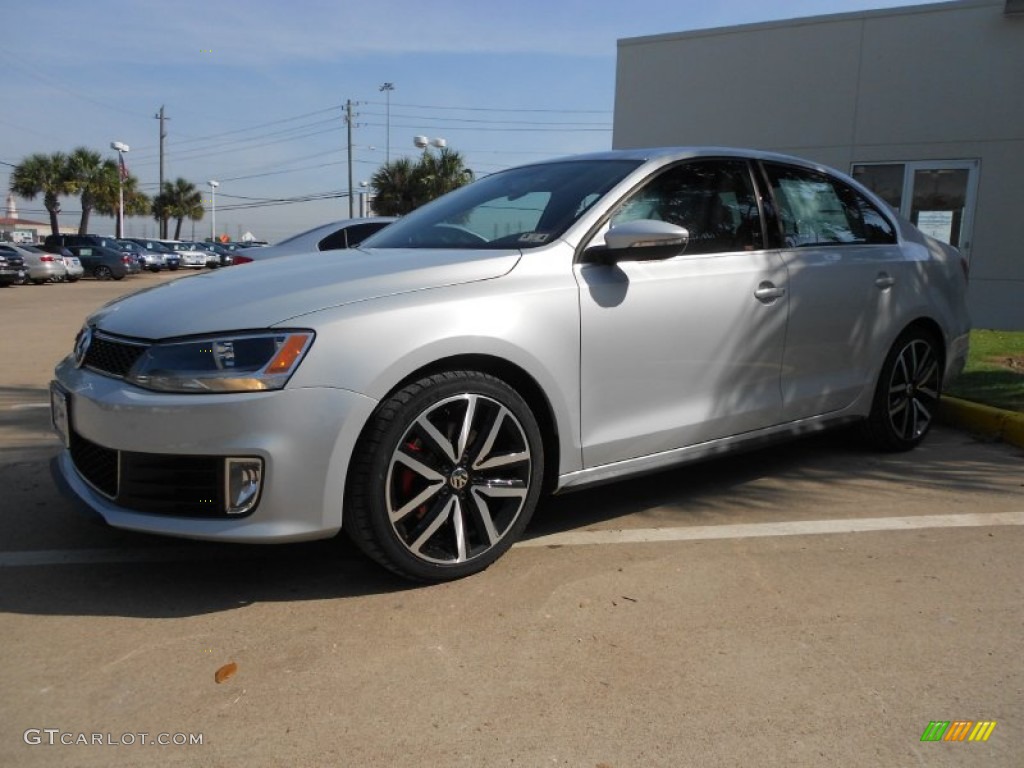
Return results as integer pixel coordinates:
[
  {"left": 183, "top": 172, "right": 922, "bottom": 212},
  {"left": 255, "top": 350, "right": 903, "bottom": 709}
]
[
  {"left": 70, "top": 430, "right": 119, "bottom": 498},
  {"left": 119, "top": 452, "right": 225, "bottom": 516},
  {"left": 68, "top": 431, "right": 249, "bottom": 518}
]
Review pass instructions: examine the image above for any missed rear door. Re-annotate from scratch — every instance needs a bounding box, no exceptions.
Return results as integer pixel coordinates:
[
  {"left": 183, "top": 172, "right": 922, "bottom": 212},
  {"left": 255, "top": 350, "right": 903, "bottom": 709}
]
[{"left": 759, "top": 161, "right": 905, "bottom": 420}]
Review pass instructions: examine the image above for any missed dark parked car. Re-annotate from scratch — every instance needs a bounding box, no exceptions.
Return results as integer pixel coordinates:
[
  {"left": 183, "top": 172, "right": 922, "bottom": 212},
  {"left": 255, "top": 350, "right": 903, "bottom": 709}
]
[
  {"left": 0, "top": 250, "right": 26, "bottom": 286},
  {"left": 45, "top": 234, "right": 140, "bottom": 275},
  {"left": 64, "top": 245, "right": 130, "bottom": 280}
]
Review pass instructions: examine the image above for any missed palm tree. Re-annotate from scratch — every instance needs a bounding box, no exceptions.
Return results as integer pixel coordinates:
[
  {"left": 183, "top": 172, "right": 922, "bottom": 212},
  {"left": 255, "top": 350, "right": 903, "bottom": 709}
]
[
  {"left": 153, "top": 178, "right": 203, "bottom": 239},
  {"left": 68, "top": 147, "right": 112, "bottom": 234},
  {"left": 94, "top": 170, "right": 150, "bottom": 235},
  {"left": 370, "top": 157, "right": 419, "bottom": 216},
  {"left": 418, "top": 147, "right": 474, "bottom": 201},
  {"left": 8, "top": 152, "right": 74, "bottom": 236},
  {"left": 370, "top": 148, "right": 474, "bottom": 216}
]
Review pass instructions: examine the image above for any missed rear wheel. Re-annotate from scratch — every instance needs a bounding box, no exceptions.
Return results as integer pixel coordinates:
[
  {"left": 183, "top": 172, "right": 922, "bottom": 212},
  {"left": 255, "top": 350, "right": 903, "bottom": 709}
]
[
  {"left": 94, "top": 265, "right": 113, "bottom": 280},
  {"left": 862, "top": 328, "right": 942, "bottom": 451},
  {"left": 346, "top": 371, "right": 544, "bottom": 581}
]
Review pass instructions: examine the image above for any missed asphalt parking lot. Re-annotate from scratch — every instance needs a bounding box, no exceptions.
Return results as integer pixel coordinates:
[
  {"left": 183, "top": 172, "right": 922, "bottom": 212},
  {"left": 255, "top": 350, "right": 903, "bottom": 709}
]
[{"left": 1, "top": 270, "right": 1021, "bottom": 767}]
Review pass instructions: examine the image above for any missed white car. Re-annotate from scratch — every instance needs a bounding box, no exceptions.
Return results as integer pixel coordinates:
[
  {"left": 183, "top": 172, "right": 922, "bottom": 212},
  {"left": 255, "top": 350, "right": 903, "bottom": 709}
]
[
  {"left": 160, "top": 240, "right": 208, "bottom": 269},
  {"left": 236, "top": 218, "right": 395, "bottom": 262}
]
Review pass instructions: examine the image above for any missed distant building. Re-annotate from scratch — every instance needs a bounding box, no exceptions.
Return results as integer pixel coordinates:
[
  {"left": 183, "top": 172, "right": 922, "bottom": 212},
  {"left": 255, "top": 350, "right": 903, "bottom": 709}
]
[
  {"left": 0, "top": 193, "right": 75, "bottom": 242},
  {"left": 614, "top": 0, "right": 1023, "bottom": 329}
]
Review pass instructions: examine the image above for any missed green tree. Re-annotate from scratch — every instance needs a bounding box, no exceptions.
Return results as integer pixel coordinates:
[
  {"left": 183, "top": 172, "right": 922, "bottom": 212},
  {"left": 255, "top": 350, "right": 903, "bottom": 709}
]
[
  {"left": 67, "top": 147, "right": 112, "bottom": 234},
  {"left": 370, "top": 147, "right": 474, "bottom": 216},
  {"left": 153, "top": 178, "right": 203, "bottom": 239},
  {"left": 93, "top": 168, "right": 151, "bottom": 236},
  {"left": 8, "top": 152, "right": 74, "bottom": 236}
]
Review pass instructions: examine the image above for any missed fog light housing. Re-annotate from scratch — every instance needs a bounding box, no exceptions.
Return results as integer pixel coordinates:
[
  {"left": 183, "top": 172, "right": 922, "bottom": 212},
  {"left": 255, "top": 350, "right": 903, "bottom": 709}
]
[{"left": 226, "top": 458, "right": 263, "bottom": 515}]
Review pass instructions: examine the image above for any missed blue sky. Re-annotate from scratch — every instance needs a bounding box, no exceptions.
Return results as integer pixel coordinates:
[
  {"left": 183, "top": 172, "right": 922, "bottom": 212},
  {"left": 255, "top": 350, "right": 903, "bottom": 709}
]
[{"left": 1, "top": 0, "right": 937, "bottom": 241}]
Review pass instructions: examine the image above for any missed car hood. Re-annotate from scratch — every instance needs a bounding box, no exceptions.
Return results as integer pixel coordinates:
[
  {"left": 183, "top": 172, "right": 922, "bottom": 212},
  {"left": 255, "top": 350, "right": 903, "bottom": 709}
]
[{"left": 90, "top": 247, "right": 521, "bottom": 339}]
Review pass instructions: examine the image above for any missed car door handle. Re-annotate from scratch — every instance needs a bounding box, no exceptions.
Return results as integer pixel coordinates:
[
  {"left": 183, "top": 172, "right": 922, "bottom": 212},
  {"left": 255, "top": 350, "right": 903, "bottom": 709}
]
[
  {"left": 754, "top": 281, "right": 786, "bottom": 303},
  {"left": 875, "top": 272, "right": 895, "bottom": 289}
]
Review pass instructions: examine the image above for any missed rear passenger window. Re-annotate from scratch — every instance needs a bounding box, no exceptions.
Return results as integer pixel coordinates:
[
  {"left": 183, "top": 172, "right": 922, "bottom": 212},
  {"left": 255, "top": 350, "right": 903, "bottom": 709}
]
[{"left": 763, "top": 162, "right": 896, "bottom": 246}]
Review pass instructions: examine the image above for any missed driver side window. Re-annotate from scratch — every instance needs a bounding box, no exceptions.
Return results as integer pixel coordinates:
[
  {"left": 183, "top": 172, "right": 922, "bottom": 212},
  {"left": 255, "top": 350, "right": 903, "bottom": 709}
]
[{"left": 609, "top": 159, "right": 763, "bottom": 255}]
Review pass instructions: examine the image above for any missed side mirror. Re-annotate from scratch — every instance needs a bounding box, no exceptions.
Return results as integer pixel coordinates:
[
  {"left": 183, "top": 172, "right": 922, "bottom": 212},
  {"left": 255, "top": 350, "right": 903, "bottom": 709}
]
[{"left": 588, "top": 220, "right": 689, "bottom": 264}]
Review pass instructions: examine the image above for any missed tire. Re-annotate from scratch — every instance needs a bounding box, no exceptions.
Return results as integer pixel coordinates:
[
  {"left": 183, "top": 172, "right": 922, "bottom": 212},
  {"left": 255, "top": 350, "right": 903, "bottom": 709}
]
[
  {"left": 345, "top": 371, "right": 544, "bottom": 582},
  {"left": 66, "top": 276, "right": 80, "bottom": 283},
  {"left": 31, "top": 279, "right": 47, "bottom": 285},
  {"left": 861, "top": 328, "right": 942, "bottom": 452},
  {"left": 94, "top": 265, "right": 114, "bottom": 280}
]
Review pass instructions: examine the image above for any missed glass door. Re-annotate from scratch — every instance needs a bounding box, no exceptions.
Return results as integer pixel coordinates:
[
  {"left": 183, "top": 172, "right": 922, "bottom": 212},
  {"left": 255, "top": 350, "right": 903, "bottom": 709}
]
[{"left": 851, "top": 160, "right": 979, "bottom": 261}]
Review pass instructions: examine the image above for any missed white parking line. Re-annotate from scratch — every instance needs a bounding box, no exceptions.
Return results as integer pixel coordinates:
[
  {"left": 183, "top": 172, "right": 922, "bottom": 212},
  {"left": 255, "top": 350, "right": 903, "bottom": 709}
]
[
  {"left": 516, "top": 511, "right": 1024, "bottom": 548},
  {"left": 2, "top": 512, "right": 1021, "bottom": 567}
]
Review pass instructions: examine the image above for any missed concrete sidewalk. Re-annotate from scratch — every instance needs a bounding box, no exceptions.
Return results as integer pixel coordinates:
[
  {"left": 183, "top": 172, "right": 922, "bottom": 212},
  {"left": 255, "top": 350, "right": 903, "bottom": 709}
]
[{"left": 939, "top": 395, "right": 1024, "bottom": 449}]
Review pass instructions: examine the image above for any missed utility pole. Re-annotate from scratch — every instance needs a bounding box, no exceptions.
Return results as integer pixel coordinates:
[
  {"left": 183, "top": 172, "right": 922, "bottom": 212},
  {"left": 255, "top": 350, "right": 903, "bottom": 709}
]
[
  {"left": 154, "top": 106, "right": 169, "bottom": 237},
  {"left": 346, "top": 99, "right": 354, "bottom": 218},
  {"left": 379, "top": 82, "right": 394, "bottom": 164}
]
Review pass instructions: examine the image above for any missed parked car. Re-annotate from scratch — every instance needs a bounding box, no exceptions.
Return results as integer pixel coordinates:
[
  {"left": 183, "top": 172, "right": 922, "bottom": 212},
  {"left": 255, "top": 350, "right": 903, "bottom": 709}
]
[
  {"left": 0, "top": 244, "right": 67, "bottom": 284},
  {"left": 50, "top": 147, "right": 970, "bottom": 582},
  {"left": 234, "top": 218, "right": 395, "bottom": 263},
  {"left": 60, "top": 251, "right": 85, "bottom": 282},
  {"left": 0, "top": 250, "right": 26, "bottom": 287},
  {"left": 63, "top": 245, "right": 129, "bottom": 280},
  {"left": 181, "top": 241, "right": 232, "bottom": 268},
  {"left": 159, "top": 240, "right": 208, "bottom": 269},
  {"left": 125, "top": 239, "right": 181, "bottom": 271},
  {"left": 118, "top": 240, "right": 162, "bottom": 272},
  {"left": 44, "top": 234, "right": 140, "bottom": 275}
]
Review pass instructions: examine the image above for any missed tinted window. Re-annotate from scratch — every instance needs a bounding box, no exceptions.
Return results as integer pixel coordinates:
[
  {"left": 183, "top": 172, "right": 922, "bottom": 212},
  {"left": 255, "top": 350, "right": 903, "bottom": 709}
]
[
  {"left": 763, "top": 163, "right": 896, "bottom": 247},
  {"left": 610, "top": 159, "right": 762, "bottom": 255}
]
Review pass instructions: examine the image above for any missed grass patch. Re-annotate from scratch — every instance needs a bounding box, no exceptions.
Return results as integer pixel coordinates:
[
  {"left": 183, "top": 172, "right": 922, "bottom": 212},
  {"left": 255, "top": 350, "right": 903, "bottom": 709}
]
[{"left": 946, "top": 329, "right": 1024, "bottom": 412}]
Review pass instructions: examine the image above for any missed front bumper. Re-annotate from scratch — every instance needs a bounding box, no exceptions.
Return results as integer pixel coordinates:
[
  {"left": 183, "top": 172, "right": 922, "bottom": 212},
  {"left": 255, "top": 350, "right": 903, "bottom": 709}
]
[{"left": 51, "top": 357, "right": 378, "bottom": 542}]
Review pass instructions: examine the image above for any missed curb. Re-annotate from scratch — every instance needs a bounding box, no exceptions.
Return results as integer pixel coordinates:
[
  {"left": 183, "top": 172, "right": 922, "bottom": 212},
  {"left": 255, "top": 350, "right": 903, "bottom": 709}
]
[{"left": 938, "top": 396, "right": 1024, "bottom": 449}]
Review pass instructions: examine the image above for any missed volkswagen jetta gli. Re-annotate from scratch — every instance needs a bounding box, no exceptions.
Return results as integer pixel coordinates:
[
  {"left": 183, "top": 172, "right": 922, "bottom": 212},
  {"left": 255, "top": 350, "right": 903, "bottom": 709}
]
[{"left": 51, "top": 148, "right": 970, "bottom": 581}]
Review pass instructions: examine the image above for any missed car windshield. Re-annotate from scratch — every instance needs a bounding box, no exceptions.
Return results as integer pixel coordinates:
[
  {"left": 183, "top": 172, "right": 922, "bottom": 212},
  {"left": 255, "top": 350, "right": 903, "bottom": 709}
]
[
  {"left": 363, "top": 159, "right": 642, "bottom": 250},
  {"left": 118, "top": 240, "right": 143, "bottom": 252},
  {"left": 21, "top": 245, "right": 46, "bottom": 253}
]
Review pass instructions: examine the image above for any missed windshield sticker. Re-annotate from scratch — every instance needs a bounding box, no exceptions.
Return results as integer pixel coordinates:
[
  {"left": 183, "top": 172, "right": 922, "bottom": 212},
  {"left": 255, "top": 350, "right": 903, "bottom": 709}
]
[{"left": 518, "top": 233, "right": 550, "bottom": 244}]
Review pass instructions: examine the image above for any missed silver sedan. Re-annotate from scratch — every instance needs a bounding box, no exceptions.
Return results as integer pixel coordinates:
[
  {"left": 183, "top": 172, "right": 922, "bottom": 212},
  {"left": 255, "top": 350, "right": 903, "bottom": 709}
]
[{"left": 50, "top": 147, "right": 970, "bottom": 581}]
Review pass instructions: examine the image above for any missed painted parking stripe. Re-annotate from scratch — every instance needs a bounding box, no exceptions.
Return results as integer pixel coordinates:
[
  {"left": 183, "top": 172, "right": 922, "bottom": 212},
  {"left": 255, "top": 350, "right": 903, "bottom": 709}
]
[
  {"left": 516, "top": 511, "right": 1024, "bottom": 548},
  {"left": 1, "top": 512, "right": 1021, "bottom": 567}
]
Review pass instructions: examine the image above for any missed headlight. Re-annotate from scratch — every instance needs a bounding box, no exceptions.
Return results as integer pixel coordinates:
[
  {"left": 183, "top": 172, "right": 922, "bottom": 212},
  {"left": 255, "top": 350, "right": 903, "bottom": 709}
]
[{"left": 127, "top": 331, "right": 314, "bottom": 393}]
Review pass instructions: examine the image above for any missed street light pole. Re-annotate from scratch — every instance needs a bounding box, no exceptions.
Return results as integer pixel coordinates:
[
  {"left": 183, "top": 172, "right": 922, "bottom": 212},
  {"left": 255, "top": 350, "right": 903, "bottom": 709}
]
[
  {"left": 379, "top": 82, "right": 394, "bottom": 164},
  {"left": 208, "top": 180, "right": 219, "bottom": 241},
  {"left": 110, "top": 141, "right": 130, "bottom": 238}
]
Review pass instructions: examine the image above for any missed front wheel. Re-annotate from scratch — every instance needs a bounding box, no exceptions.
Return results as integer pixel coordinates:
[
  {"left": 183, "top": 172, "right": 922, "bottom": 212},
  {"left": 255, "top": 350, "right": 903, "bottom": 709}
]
[
  {"left": 862, "top": 329, "right": 942, "bottom": 451},
  {"left": 345, "top": 371, "right": 544, "bottom": 581}
]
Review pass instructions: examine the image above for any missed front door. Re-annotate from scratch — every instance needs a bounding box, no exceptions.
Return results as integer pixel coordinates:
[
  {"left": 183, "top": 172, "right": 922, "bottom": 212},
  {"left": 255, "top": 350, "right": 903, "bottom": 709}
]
[{"left": 576, "top": 158, "right": 788, "bottom": 469}]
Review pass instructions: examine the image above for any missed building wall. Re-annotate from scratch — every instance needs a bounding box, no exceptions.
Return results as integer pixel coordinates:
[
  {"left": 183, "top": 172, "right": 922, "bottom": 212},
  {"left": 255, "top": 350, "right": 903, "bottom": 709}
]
[{"left": 614, "top": 0, "right": 1023, "bottom": 329}]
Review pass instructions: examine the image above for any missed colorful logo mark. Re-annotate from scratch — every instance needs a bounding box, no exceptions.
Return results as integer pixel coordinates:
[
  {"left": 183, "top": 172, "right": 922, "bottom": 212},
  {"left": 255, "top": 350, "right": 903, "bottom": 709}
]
[{"left": 920, "top": 720, "right": 997, "bottom": 742}]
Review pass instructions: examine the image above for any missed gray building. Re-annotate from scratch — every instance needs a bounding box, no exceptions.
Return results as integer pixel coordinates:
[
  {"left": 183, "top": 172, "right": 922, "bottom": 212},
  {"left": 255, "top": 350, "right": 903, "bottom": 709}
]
[{"left": 614, "top": 0, "right": 1023, "bottom": 329}]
